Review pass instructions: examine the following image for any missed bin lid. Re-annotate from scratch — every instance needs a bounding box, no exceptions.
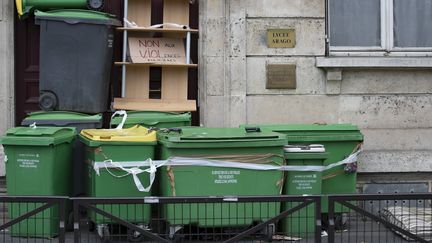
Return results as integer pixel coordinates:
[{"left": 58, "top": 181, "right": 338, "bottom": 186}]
[
  {"left": 111, "top": 111, "right": 191, "bottom": 127},
  {"left": 35, "top": 9, "right": 121, "bottom": 26},
  {"left": 158, "top": 127, "right": 287, "bottom": 148},
  {"left": 22, "top": 111, "right": 102, "bottom": 126},
  {"left": 0, "top": 126, "right": 76, "bottom": 146},
  {"left": 241, "top": 124, "right": 363, "bottom": 142},
  {"left": 80, "top": 125, "right": 157, "bottom": 143}
]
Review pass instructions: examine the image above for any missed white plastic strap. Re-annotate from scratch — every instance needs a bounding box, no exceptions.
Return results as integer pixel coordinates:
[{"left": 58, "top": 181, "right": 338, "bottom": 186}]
[
  {"left": 148, "top": 23, "right": 188, "bottom": 29},
  {"left": 111, "top": 110, "right": 128, "bottom": 130},
  {"left": 93, "top": 149, "right": 362, "bottom": 173},
  {"left": 30, "top": 122, "right": 37, "bottom": 129},
  {"left": 97, "top": 159, "right": 166, "bottom": 192},
  {"left": 279, "top": 149, "right": 362, "bottom": 172},
  {"left": 124, "top": 18, "right": 138, "bottom": 28}
]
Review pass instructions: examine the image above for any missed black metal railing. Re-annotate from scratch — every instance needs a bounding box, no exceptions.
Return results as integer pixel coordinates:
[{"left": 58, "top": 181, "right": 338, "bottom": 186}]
[
  {"left": 73, "top": 195, "right": 321, "bottom": 243},
  {"left": 328, "top": 193, "right": 432, "bottom": 243},
  {"left": 0, "top": 194, "right": 431, "bottom": 242},
  {"left": 0, "top": 196, "right": 67, "bottom": 242}
]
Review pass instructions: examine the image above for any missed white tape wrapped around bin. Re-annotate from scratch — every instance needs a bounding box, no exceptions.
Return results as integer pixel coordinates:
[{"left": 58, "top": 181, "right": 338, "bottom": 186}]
[{"left": 92, "top": 150, "right": 362, "bottom": 192}]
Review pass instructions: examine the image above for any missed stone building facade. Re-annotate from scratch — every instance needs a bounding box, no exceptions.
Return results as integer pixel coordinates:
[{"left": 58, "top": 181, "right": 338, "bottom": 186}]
[
  {"left": 0, "top": 0, "right": 431, "bottom": 186},
  {"left": 0, "top": 0, "right": 15, "bottom": 176},
  {"left": 198, "top": 0, "right": 432, "bottom": 187}
]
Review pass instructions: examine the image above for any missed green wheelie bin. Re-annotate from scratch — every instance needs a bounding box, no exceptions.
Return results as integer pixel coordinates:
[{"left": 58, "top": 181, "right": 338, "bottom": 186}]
[
  {"left": 79, "top": 125, "right": 157, "bottom": 240},
  {"left": 281, "top": 145, "right": 328, "bottom": 238},
  {"left": 110, "top": 110, "right": 191, "bottom": 129},
  {"left": 1, "top": 126, "right": 76, "bottom": 238},
  {"left": 21, "top": 111, "right": 103, "bottom": 197},
  {"left": 15, "top": 0, "right": 105, "bottom": 18},
  {"left": 157, "top": 127, "right": 286, "bottom": 232},
  {"left": 241, "top": 124, "right": 363, "bottom": 214}
]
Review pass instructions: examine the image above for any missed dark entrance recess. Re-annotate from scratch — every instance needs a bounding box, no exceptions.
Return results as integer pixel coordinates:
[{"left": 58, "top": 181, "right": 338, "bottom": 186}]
[{"left": 14, "top": 0, "right": 199, "bottom": 126}]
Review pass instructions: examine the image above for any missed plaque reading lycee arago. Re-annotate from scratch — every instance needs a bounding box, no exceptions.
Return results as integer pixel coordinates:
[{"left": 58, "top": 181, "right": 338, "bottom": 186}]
[
  {"left": 266, "top": 64, "right": 296, "bottom": 89},
  {"left": 267, "top": 29, "right": 296, "bottom": 48}
]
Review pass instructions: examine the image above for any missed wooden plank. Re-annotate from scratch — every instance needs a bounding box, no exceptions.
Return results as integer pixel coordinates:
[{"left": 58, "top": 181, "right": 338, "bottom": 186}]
[
  {"left": 161, "top": 0, "right": 190, "bottom": 100},
  {"left": 125, "top": 66, "right": 149, "bottom": 99},
  {"left": 114, "top": 98, "right": 196, "bottom": 112},
  {"left": 115, "top": 62, "right": 197, "bottom": 68},
  {"left": 161, "top": 67, "right": 188, "bottom": 100},
  {"left": 163, "top": 0, "right": 189, "bottom": 25},
  {"left": 128, "top": 0, "right": 151, "bottom": 27}
]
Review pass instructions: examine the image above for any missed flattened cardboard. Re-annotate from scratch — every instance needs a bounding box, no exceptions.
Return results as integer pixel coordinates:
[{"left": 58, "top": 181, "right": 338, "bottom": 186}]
[{"left": 128, "top": 37, "right": 186, "bottom": 64}]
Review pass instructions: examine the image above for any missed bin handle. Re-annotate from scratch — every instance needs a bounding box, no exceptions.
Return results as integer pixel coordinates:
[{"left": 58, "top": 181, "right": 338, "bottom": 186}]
[
  {"left": 64, "top": 19, "right": 80, "bottom": 25},
  {"left": 245, "top": 127, "right": 261, "bottom": 133},
  {"left": 111, "top": 110, "right": 128, "bottom": 130},
  {"left": 146, "top": 121, "right": 159, "bottom": 126},
  {"left": 102, "top": 159, "right": 158, "bottom": 193}
]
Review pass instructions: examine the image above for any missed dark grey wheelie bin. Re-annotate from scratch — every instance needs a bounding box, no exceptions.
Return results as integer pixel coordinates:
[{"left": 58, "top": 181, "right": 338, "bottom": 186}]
[{"left": 35, "top": 9, "right": 120, "bottom": 113}]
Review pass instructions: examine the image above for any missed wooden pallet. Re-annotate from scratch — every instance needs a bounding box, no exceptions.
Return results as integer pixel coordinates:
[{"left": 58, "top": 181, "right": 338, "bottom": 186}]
[{"left": 114, "top": 0, "right": 196, "bottom": 111}]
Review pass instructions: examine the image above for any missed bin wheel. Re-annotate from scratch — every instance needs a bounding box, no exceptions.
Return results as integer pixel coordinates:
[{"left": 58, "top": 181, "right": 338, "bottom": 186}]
[
  {"left": 87, "top": 0, "right": 104, "bottom": 10},
  {"left": 88, "top": 221, "right": 96, "bottom": 232},
  {"left": 39, "top": 92, "right": 57, "bottom": 111},
  {"left": 127, "top": 224, "right": 149, "bottom": 242},
  {"left": 97, "top": 224, "right": 110, "bottom": 242},
  {"left": 260, "top": 223, "right": 275, "bottom": 242},
  {"left": 335, "top": 213, "right": 348, "bottom": 230},
  {"left": 167, "top": 225, "right": 184, "bottom": 241},
  {"left": 66, "top": 212, "right": 74, "bottom": 232}
]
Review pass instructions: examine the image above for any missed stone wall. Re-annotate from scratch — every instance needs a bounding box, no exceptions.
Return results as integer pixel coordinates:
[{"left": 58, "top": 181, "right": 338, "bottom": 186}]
[
  {"left": 0, "top": 0, "right": 15, "bottom": 176},
  {"left": 199, "top": 0, "right": 432, "bottom": 176}
]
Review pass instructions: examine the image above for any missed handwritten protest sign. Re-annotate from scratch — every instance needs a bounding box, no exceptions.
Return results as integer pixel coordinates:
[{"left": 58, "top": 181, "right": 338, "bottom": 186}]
[{"left": 128, "top": 37, "right": 186, "bottom": 64}]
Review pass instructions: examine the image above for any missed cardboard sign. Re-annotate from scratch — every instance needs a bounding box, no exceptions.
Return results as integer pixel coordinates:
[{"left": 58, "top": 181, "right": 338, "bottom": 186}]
[{"left": 128, "top": 37, "right": 186, "bottom": 64}]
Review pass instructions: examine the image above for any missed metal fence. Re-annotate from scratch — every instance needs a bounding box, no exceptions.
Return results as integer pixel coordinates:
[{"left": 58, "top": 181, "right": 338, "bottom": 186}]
[
  {"left": 0, "top": 194, "right": 431, "bottom": 242},
  {"left": 73, "top": 195, "right": 321, "bottom": 243},
  {"left": 0, "top": 196, "right": 67, "bottom": 243},
  {"left": 328, "top": 193, "right": 432, "bottom": 243}
]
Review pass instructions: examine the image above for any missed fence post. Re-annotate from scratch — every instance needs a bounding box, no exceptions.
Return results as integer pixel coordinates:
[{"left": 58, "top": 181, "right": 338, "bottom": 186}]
[
  {"left": 73, "top": 199, "right": 80, "bottom": 243},
  {"left": 58, "top": 198, "right": 66, "bottom": 243},
  {"left": 315, "top": 197, "right": 322, "bottom": 243},
  {"left": 327, "top": 196, "right": 335, "bottom": 243}
]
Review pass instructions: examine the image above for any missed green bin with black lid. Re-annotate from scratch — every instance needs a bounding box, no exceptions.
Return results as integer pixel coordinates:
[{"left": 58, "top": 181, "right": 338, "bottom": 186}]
[
  {"left": 157, "top": 127, "right": 286, "bottom": 229},
  {"left": 1, "top": 126, "right": 76, "bottom": 237},
  {"left": 21, "top": 111, "right": 102, "bottom": 196}
]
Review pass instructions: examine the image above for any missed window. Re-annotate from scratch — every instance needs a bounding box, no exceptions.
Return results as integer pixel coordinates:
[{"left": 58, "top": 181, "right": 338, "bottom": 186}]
[{"left": 329, "top": 0, "right": 432, "bottom": 55}]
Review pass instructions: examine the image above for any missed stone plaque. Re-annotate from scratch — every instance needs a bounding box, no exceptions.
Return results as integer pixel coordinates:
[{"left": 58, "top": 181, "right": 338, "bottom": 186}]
[
  {"left": 266, "top": 64, "right": 296, "bottom": 89},
  {"left": 267, "top": 29, "right": 296, "bottom": 48}
]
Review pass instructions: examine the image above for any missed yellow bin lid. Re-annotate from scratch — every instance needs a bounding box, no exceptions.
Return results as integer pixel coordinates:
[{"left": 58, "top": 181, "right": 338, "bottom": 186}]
[
  {"left": 16, "top": 0, "right": 23, "bottom": 16},
  {"left": 80, "top": 125, "right": 156, "bottom": 142}
]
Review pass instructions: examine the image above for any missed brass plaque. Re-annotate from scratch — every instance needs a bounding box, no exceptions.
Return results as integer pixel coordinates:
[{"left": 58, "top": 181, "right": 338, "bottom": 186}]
[
  {"left": 267, "top": 29, "right": 296, "bottom": 48},
  {"left": 266, "top": 64, "right": 296, "bottom": 89}
]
